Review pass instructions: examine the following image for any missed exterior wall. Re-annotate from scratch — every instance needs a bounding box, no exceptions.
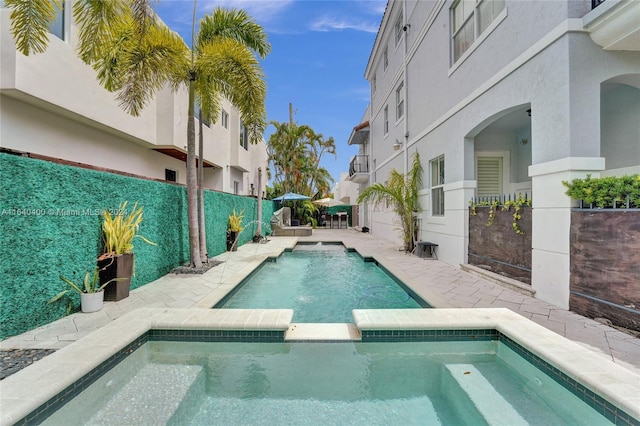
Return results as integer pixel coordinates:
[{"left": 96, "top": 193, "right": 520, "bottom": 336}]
[
  {"left": 361, "top": 0, "right": 640, "bottom": 309},
  {"left": 0, "top": 6, "right": 268, "bottom": 196}
]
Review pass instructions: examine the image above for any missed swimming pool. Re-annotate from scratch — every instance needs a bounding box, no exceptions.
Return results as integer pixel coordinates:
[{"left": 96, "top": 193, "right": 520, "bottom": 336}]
[
  {"left": 44, "top": 339, "right": 612, "bottom": 425},
  {"left": 217, "top": 243, "right": 426, "bottom": 322},
  {"left": 3, "top": 308, "right": 638, "bottom": 425}
]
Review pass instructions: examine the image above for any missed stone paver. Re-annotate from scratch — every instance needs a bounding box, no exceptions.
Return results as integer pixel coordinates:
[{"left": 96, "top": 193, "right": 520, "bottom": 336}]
[{"left": 1, "top": 228, "right": 639, "bottom": 377}]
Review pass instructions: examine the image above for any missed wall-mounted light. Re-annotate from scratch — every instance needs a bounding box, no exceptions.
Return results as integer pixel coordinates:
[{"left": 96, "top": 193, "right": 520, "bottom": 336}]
[
  {"left": 393, "top": 139, "right": 403, "bottom": 151},
  {"left": 521, "top": 138, "right": 528, "bottom": 145},
  {"left": 526, "top": 109, "right": 531, "bottom": 117}
]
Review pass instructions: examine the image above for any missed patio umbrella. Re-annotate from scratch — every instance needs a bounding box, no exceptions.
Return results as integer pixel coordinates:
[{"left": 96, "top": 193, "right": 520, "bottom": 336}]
[
  {"left": 313, "top": 197, "right": 345, "bottom": 207},
  {"left": 272, "top": 192, "right": 311, "bottom": 202}
]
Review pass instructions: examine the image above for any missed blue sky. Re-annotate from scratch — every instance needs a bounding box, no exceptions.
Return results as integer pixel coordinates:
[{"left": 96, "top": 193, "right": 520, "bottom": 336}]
[{"left": 153, "top": 0, "right": 386, "bottom": 188}]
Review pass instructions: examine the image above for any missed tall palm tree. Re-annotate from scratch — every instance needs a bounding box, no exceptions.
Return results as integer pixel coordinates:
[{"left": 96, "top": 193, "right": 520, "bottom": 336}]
[
  {"left": 7, "top": 0, "right": 269, "bottom": 268},
  {"left": 357, "top": 152, "right": 423, "bottom": 252},
  {"left": 266, "top": 120, "right": 335, "bottom": 197}
]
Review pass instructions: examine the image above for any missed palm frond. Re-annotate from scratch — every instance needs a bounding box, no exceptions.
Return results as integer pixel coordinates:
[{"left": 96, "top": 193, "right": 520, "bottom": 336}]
[
  {"left": 6, "top": 0, "right": 60, "bottom": 55},
  {"left": 196, "top": 38, "right": 266, "bottom": 141},
  {"left": 198, "top": 8, "right": 270, "bottom": 58},
  {"left": 73, "top": 0, "right": 122, "bottom": 64}
]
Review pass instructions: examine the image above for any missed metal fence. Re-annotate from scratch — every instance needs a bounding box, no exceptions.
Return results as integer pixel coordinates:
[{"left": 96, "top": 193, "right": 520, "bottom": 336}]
[
  {"left": 576, "top": 195, "right": 636, "bottom": 210},
  {"left": 470, "top": 192, "right": 530, "bottom": 205}
]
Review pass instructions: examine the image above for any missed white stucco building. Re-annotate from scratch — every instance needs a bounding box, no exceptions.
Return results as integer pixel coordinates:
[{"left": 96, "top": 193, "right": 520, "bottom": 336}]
[
  {"left": 349, "top": 0, "right": 640, "bottom": 309},
  {"left": 0, "top": 4, "right": 268, "bottom": 196}
]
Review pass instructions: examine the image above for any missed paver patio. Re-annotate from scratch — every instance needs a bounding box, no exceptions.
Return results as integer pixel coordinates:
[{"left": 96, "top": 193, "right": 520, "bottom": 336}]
[{"left": 2, "top": 228, "right": 639, "bottom": 376}]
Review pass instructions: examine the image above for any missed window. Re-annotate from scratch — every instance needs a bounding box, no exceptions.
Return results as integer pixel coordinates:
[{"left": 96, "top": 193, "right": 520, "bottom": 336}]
[
  {"left": 48, "top": 1, "right": 64, "bottom": 40},
  {"left": 239, "top": 122, "right": 248, "bottom": 150},
  {"left": 396, "top": 81, "right": 404, "bottom": 120},
  {"left": 431, "top": 156, "right": 445, "bottom": 216},
  {"left": 221, "top": 110, "right": 229, "bottom": 129},
  {"left": 233, "top": 181, "right": 240, "bottom": 195},
  {"left": 383, "top": 105, "right": 389, "bottom": 135},
  {"left": 383, "top": 47, "right": 388, "bottom": 71},
  {"left": 395, "top": 12, "right": 404, "bottom": 46},
  {"left": 196, "top": 105, "right": 210, "bottom": 127},
  {"left": 452, "top": 0, "right": 505, "bottom": 63},
  {"left": 165, "top": 169, "right": 177, "bottom": 182}
]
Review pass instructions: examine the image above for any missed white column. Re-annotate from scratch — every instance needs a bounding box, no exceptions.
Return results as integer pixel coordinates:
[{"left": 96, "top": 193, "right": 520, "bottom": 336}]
[{"left": 529, "top": 157, "right": 605, "bottom": 309}]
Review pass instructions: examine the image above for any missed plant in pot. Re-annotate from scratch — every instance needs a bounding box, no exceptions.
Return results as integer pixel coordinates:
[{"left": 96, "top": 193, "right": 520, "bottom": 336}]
[
  {"left": 227, "top": 209, "right": 244, "bottom": 252},
  {"left": 98, "top": 201, "right": 156, "bottom": 301},
  {"left": 48, "top": 268, "right": 123, "bottom": 313}
]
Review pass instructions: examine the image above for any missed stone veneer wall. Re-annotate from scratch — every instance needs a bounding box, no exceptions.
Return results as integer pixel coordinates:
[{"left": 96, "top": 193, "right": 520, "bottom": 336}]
[
  {"left": 468, "top": 206, "right": 532, "bottom": 284},
  {"left": 0, "top": 153, "right": 274, "bottom": 338},
  {"left": 570, "top": 210, "right": 640, "bottom": 332}
]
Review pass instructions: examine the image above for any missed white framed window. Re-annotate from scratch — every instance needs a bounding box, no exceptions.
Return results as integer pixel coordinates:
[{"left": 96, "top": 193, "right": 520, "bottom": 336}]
[
  {"left": 48, "top": 0, "right": 64, "bottom": 40},
  {"left": 233, "top": 181, "right": 240, "bottom": 195},
  {"left": 395, "top": 12, "right": 404, "bottom": 47},
  {"left": 383, "top": 105, "right": 389, "bottom": 135},
  {"left": 165, "top": 169, "right": 177, "bottom": 182},
  {"left": 239, "top": 122, "right": 248, "bottom": 150},
  {"left": 431, "top": 155, "right": 445, "bottom": 216},
  {"left": 451, "top": 0, "right": 505, "bottom": 63},
  {"left": 396, "top": 81, "right": 404, "bottom": 120},
  {"left": 383, "top": 46, "right": 388, "bottom": 71},
  {"left": 221, "top": 110, "right": 229, "bottom": 129}
]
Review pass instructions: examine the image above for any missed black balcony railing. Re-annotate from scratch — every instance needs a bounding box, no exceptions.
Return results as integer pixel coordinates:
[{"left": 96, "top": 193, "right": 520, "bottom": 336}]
[
  {"left": 349, "top": 155, "right": 369, "bottom": 176},
  {"left": 592, "top": 0, "right": 606, "bottom": 9}
]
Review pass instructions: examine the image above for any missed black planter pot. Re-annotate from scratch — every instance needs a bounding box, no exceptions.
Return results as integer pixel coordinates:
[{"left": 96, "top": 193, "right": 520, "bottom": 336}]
[
  {"left": 98, "top": 253, "right": 133, "bottom": 301},
  {"left": 226, "top": 231, "right": 238, "bottom": 252}
]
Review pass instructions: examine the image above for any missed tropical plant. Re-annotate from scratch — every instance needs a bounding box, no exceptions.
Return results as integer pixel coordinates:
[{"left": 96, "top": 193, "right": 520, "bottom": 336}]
[
  {"left": 228, "top": 209, "right": 244, "bottom": 233},
  {"left": 101, "top": 201, "right": 156, "bottom": 257},
  {"left": 299, "top": 200, "right": 319, "bottom": 227},
  {"left": 47, "top": 268, "right": 122, "bottom": 303},
  {"left": 267, "top": 120, "right": 335, "bottom": 198},
  {"left": 6, "top": 1, "right": 270, "bottom": 269},
  {"left": 357, "top": 152, "right": 423, "bottom": 252},
  {"left": 563, "top": 174, "right": 640, "bottom": 208}
]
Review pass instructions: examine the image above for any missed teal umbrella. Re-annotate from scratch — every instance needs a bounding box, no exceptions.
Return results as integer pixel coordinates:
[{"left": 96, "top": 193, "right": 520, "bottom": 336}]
[{"left": 272, "top": 192, "right": 311, "bottom": 202}]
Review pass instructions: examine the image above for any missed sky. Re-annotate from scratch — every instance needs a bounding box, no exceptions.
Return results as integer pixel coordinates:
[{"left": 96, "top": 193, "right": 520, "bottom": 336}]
[{"left": 153, "top": 0, "right": 386, "bottom": 188}]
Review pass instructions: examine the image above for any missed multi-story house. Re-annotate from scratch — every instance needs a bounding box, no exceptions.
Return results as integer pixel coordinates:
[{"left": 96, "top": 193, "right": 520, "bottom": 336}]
[
  {"left": 349, "top": 0, "right": 639, "bottom": 309},
  {"left": 0, "top": 3, "right": 268, "bottom": 196}
]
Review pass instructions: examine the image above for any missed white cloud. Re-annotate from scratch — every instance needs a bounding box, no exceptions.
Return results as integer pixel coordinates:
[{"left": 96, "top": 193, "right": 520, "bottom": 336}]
[
  {"left": 309, "top": 16, "right": 379, "bottom": 33},
  {"left": 196, "top": 0, "right": 294, "bottom": 24}
]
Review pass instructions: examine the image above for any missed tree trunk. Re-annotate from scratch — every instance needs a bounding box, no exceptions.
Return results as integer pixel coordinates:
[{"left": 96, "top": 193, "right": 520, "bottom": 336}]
[
  {"left": 187, "top": 79, "right": 202, "bottom": 268},
  {"left": 198, "top": 109, "right": 208, "bottom": 263}
]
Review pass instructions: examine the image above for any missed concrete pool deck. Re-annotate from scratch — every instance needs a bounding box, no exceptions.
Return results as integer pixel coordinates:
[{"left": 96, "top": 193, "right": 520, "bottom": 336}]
[{"left": 1, "top": 227, "right": 639, "bottom": 377}]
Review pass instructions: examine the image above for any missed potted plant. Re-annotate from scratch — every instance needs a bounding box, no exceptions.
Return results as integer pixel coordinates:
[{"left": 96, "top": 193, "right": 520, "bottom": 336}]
[
  {"left": 98, "top": 201, "right": 156, "bottom": 301},
  {"left": 48, "top": 268, "right": 123, "bottom": 313},
  {"left": 227, "top": 209, "right": 244, "bottom": 251}
]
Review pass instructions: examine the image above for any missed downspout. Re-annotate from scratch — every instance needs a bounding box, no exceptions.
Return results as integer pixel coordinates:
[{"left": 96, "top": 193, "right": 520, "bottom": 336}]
[{"left": 402, "top": 0, "right": 409, "bottom": 176}]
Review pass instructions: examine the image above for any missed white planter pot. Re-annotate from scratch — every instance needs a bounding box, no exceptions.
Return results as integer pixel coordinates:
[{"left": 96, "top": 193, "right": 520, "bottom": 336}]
[{"left": 81, "top": 291, "right": 104, "bottom": 313}]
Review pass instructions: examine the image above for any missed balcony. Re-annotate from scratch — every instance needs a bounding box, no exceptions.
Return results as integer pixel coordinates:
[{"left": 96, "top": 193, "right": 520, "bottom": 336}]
[
  {"left": 348, "top": 155, "right": 369, "bottom": 184},
  {"left": 583, "top": 0, "right": 640, "bottom": 50}
]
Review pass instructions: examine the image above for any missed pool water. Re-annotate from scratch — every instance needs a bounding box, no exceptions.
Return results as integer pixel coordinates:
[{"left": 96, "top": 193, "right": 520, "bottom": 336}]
[
  {"left": 218, "top": 244, "right": 424, "bottom": 322},
  {"left": 44, "top": 340, "right": 611, "bottom": 425}
]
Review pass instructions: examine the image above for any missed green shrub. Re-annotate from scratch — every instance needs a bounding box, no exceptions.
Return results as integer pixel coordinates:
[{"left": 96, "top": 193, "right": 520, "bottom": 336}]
[{"left": 562, "top": 174, "right": 640, "bottom": 208}]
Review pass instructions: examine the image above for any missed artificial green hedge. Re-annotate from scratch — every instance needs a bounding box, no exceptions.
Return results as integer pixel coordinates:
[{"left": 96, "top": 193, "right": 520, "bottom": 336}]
[{"left": 0, "top": 153, "right": 273, "bottom": 338}]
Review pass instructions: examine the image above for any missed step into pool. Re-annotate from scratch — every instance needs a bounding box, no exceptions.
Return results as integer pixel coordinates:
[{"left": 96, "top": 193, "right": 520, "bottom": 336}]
[
  {"left": 216, "top": 243, "right": 428, "bottom": 322},
  {"left": 44, "top": 340, "right": 613, "bottom": 425}
]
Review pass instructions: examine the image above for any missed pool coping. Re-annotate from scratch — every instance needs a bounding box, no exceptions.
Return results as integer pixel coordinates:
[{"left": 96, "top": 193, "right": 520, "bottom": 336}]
[
  {"left": 1, "top": 240, "right": 639, "bottom": 425},
  {"left": 1, "top": 307, "right": 639, "bottom": 425}
]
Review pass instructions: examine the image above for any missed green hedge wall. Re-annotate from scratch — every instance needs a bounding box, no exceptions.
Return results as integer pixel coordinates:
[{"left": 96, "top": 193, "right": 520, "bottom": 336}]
[{"left": 0, "top": 153, "right": 274, "bottom": 338}]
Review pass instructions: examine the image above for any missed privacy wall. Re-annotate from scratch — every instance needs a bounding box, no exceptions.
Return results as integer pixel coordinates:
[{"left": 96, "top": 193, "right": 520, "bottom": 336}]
[{"left": 0, "top": 153, "right": 273, "bottom": 338}]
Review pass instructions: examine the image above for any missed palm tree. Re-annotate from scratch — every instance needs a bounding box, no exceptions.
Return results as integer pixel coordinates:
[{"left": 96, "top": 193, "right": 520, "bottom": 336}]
[
  {"left": 6, "top": 0, "right": 269, "bottom": 268},
  {"left": 357, "top": 152, "right": 423, "bottom": 252},
  {"left": 266, "top": 120, "right": 335, "bottom": 197}
]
